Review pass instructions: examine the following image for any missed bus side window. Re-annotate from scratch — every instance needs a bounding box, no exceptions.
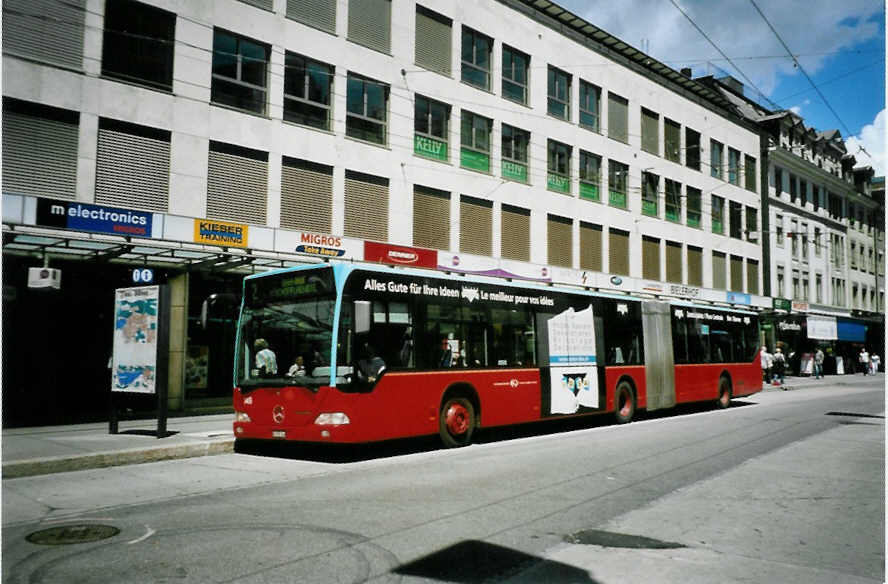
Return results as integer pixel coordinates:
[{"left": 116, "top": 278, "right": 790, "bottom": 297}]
[
  {"left": 672, "top": 316, "right": 688, "bottom": 364},
  {"left": 687, "top": 322, "right": 710, "bottom": 363}
]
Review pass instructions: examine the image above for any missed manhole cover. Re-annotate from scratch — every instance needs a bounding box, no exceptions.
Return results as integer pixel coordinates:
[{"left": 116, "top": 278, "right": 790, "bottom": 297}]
[{"left": 26, "top": 524, "right": 120, "bottom": 545}]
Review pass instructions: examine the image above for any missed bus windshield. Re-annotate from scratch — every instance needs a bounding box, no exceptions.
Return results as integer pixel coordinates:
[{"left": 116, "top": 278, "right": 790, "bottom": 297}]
[{"left": 236, "top": 268, "right": 336, "bottom": 389}]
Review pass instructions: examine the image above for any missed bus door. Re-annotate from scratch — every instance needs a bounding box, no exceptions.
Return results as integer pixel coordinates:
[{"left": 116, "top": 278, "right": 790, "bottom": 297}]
[{"left": 642, "top": 301, "right": 675, "bottom": 411}]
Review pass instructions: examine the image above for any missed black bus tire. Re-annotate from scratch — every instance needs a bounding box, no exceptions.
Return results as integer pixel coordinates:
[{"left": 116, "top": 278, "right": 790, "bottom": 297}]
[
  {"left": 614, "top": 381, "right": 635, "bottom": 424},
  {"left": 716, "top": 376, "right": 732, "bottom": 409},
  {"left": 439, "top": 397, "right": 475, "bottom": 448}
]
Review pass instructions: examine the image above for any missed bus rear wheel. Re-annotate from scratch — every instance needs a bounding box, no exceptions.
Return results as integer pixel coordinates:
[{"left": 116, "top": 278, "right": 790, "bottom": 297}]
[
  {"left": 716, "top": 377, "right": 732, "bottom": 409},
  {"left": 614, "top": 382, "right": 635, "bottom": 424},
  {"left": 439, "top": 397, "right": 475, "bottom": 448}
]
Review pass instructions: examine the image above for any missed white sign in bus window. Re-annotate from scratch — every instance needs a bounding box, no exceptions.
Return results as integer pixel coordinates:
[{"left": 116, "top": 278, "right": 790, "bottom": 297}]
[
  {"left": 112, "top": 285, "right": 159, "bottom": 393},
  {"left": 547, "top": 306, "right": 598, "bottom": 413}
]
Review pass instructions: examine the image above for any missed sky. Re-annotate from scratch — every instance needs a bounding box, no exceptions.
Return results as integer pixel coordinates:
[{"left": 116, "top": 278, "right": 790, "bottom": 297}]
[{"left": 557, "top": 0, "right": 886, "bottom": 176}]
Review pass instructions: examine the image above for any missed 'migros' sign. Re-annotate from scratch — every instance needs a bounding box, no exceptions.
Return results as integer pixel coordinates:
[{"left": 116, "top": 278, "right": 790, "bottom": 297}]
[{"left": 37, "top": 198, "right": 153, "bottom": 237}]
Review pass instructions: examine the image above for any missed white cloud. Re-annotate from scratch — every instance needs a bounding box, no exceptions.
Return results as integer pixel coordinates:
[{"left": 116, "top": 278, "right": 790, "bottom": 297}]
[
  {"left": 845, "top": 109, "right": 886, "bottom": 175},
  {"left": 556, "top": 0, "right": 881, "bottom": 97}
]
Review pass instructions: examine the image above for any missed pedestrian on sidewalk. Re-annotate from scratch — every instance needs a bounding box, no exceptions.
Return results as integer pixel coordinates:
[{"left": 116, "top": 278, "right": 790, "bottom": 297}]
[
  {"left": 871, "top": 353, "right": 880, "bottom": 375},
  {"left": 859, "top": 347, "right": 870, "bottom": 375},
  {"left": 813, "top": 347, "right": 824, "bottom": 379},
  {"left": 772, "top": 347, "right": 785, "bottom": 386},
  {"left": 760, "top": 346, "right": 772, "bottom": 383}
]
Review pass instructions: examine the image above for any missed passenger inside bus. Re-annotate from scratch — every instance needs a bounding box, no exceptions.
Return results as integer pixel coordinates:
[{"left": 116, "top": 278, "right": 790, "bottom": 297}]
[
  {"left": 357, "top": 343, "right": 386, "bottom": 383},
  {"left": 254, "top": 338, "right": 277, "bottom": 376}
]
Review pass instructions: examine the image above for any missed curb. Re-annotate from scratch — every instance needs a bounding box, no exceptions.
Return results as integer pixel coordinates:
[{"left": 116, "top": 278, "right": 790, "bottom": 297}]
[{"left": 2, "top": 439, "right": 235, "bottom": 479}]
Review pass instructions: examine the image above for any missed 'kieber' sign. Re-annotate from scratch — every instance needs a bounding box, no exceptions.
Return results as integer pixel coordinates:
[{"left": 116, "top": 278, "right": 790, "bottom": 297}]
[{"left": 37, "top": 197, "right": 153, "bottom": 237}]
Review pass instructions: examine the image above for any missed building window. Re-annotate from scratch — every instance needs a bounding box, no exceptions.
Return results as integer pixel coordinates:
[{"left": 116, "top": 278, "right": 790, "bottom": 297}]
[
  {"left": 745, "top": 206, "right": 757, "bottom": 242},
  {"left": 501, "top": 204, "right": 530, "bottom": 261},
  {"left": 728, "top": 148, "right": 740, "bottom": 185},
  {"left": 791, "top": 219, "right": 799, "bottom": 257},
  {"left": 665, "top": 119, "right": 681, "bottom": 163},
  {"left": 547, "top": 139, "right": 571, "bottom": 194},
  {"left": 747, "top": 259, "right": 759, "bottom": 295},
  {"left": 414, "top": 95, "right": 450, "bottom": 161},
  {"left": 686, "top": 127, "right": 701, "bottom": 171},
  {"left": 800, "top": 179, "right": 807, "bottom": 206},
  {"left": 608, "top": 160, "right": 628, "bottom": 209},
  {"left": 501, "top": 124, "right": 529, "bottom": 182},
  {"left": 712, "top": 251, "right": 726, "bottom": 289},
  {"left": 608, "top": 93, "right": 628, "bottom": 143},
  {"left": 775, "top": 214, "right": 784, "bottom": 246},
  {"left": 102, "top": 0, "right": 175, "bottom": 90},
  {"left": 580, "top": 222, "right": 603, "bottom": 271},
  {"left": 642, "top": 171, "right": 659, "bottom": 217},
  {"left": 665, "top": 179, "right": 681, "bottom": 222},
  {"left": 281, "top": 157, "right": 333, "bottom": 233},
  {"left": 2, "top": 98, "right": 78, "bottom": 200},
  {"left": 547, "top": 214, "right": 573, "bottom": 268},
  {"left": 686, "top": 186, "right": 701, "bottom": 228},
  {"left": 502, "top": 45, "right": 529, "bottom": 104},
  {"left": 96, "top": 118, "right": 170, "bottom": 212},
  {"left": 579, "top": 151, "right": 601, "bottom": 202},
  {"left": 348, "top": 0, "right": 391, "bottom": 53},
  {"left": 641, "top": 108, "right": 659, "bottom": 155},
  {"left": 711, "top": 195, "right": 725, "bottom": 234},
  {"left": 345, "top": 170, "right": 389, "bottom": 241},
  {"left": 642, "top": 236, "right": 661, "bottom": 281},
  {"left": 287, "top": 0, "right": 336, "bottom": 33},
  {"left": 211, "top": 29, "right": 270, "bottom": 114},
  {"left": 207, "top": 141, "right": 269, "bottom": 225},
  {"left": 789, "top": 174, "right": 798, "bottom": 202},
  {"left": 801, "top": 222, "right": 809, "bottom": 261},
  {"left": 283, "top": 53, "right": 333, "bottom": 130},
  {"left": 687, "top": 245, "right": 703, "bottom": 286},
  {"left": 729, "top": 201, "right": 742, "bottom": 239},
  {"left": 415, "top": 5, "right": 452, "bottom": 76},
  {"left": 745, "top": 154, "right": 756, "bottom": 192},
  {"left": 803, "top": 271, "right": 810, "bottom": 301},
  {"left": 816, "top": 273, "right": 823, "bottom": 303},
  {"left": 346, "top": 73, "right": 388, "bottom": 144},
  {"left": 609, "top": 228, "right": 630, "bottom": 276},
  {"left": 460, "top": 195, "right": 493, "bottom": 256},
  {"left": 547, "top": 66, "right": 571, "bottom": 120},
  {"left": 460, "top": 110, "right": 491, "bottom": 172},
  {"left": 710, "top": 139, "right": 723, "bottom": 179},
  {"left": 579, "top": 80, "right": 600, "bottom": 131},
  {"left": 461, "top": 26, "right": 491, "bottom": 90},
  {"left": 814, "top": 226, "right": 822, "bottom": 256},
  {"left": 777, "top": 265, "right": 785, "bottom": 297}
]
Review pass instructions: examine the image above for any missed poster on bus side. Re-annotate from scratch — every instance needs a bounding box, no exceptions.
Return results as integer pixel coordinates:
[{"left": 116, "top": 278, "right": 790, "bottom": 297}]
[
  {"left": 111, "top": 285, "right": 159, "bottom": 393},
  {"left": 547, "top": 306, "right": 598, "bottom": 413}
]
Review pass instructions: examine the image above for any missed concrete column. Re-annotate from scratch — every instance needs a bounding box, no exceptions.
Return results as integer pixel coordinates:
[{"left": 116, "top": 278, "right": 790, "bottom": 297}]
[{"left": 166, "top": 273, "right": 188, "bottom": 411}]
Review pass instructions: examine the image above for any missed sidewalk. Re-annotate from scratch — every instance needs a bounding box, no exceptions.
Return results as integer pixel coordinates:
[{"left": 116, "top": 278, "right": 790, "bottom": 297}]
[
  {"left": 761, "top": 372, "right": 880, "bottom": 392},
  {"left": 2, "top": 414, "right": 234, "bottom": 479}
]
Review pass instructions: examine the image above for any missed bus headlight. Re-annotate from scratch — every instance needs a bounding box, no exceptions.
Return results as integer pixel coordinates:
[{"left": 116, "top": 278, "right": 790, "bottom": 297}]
[
  {"left": 314, "top": 412, "right": 350, "bottom": 425},
  {"left": 234, "top": 411, "right": 251, "bottom": 423}
]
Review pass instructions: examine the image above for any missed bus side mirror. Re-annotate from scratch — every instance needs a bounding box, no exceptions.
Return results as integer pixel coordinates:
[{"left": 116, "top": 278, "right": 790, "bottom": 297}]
[{"left": 355, "top": 300, "right": 371, "bottom": 334}]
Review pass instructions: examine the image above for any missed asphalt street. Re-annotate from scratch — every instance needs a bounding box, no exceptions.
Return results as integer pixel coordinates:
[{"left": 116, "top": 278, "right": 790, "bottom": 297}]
[{"left": 2, "top": 376, "right": 884, "bottom": 583}]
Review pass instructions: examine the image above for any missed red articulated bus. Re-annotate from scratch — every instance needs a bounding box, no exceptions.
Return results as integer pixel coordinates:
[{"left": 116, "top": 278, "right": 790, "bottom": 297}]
[{"left": 233, "top": 263, "right": 761, "bottom": 447}]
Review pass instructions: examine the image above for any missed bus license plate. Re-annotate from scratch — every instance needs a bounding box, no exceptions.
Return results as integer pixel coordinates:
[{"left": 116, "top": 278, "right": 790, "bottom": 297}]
[{"left": 272, "top": 430, "right": 286, "bottom": 439}]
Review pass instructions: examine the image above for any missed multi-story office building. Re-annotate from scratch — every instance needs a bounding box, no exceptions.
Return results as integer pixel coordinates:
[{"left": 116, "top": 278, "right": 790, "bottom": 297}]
[
  {"left": 703, "top": 76, "right": 884, "bottom": 372},
  {"left": 0, "top": 0, "right": 821, "bottom": 424}
]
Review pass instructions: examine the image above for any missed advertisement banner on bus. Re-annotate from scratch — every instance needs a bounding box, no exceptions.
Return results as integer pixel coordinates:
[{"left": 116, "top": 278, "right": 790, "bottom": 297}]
[
  {"left": 365, "top": 241, "right": 437, "bottom": 268},
  {"left": 547, "top": 306, "right": 599, "bottom": 413}
]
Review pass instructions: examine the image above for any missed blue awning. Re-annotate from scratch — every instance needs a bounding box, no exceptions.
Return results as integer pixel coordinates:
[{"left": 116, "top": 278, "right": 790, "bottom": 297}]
[{"left": 837, "top": 320, "right": 867, "bottom": 342}]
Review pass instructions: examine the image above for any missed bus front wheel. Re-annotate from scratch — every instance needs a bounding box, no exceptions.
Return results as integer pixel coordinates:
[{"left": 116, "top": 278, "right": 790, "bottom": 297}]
[
  {"left": 439, "top": 397, "right": 475, "bottom": 448},
  {"left": 614, "top": 382, "right": 635, "bottom": 424}
]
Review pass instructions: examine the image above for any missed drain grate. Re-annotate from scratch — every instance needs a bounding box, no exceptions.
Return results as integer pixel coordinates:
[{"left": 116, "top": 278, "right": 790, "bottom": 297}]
[
  {"left": 26, "top": 524, "right": 120, "bottom": 546},
  {"left": 826, "top": 412, "right": 885, "bottom": 419},
  {"left": 565, "top": 529, "right": 685, "bottom": 549}
]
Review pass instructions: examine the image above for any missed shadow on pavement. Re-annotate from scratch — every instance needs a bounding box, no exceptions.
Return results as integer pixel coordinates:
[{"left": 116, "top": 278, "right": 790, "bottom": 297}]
[
  {"left": 393, "top": 540, "right": 599, "bottom": 583},
  {"left": 234, "top": 400, "right": 758, "bottom": 464}
]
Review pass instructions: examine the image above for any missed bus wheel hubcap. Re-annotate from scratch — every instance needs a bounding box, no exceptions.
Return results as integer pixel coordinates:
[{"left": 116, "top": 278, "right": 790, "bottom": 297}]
[
  {"left": 446, "top": 404, "right": 469, "bottom": 435},
  {"left": 620, "top": 393, "right": 631, "bottom": 416}
]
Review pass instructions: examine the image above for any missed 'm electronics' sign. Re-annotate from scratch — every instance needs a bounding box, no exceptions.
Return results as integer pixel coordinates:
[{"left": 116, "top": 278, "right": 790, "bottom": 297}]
[
  {"left": 37, "top": 198, "right": 153, "bottom": 237},
  {"left": 364, "top": 241, "right": 437, "bottom": 268}
]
